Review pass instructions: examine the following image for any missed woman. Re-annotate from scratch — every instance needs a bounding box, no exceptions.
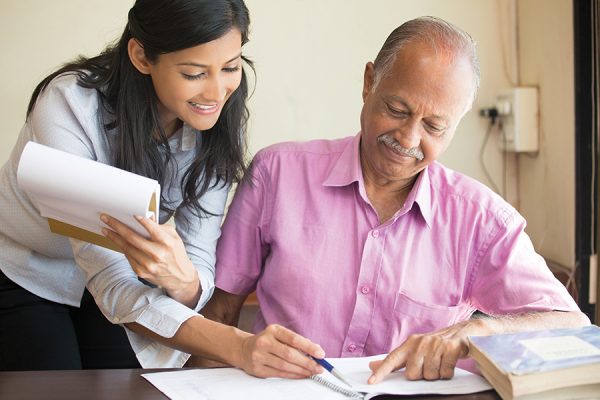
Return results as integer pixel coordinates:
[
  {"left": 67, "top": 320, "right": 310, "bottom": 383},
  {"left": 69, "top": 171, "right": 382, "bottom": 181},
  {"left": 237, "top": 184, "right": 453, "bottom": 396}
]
[{"left": 0, "top": 0, "right": 323, "bottom": 378}]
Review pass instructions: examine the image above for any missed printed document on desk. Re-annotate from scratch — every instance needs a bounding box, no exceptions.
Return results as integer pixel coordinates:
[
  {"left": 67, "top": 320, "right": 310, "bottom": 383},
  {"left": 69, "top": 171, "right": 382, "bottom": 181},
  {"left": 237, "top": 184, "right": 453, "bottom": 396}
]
[{"left": 142, "top": 355, "right": 492, "bottom": 399}]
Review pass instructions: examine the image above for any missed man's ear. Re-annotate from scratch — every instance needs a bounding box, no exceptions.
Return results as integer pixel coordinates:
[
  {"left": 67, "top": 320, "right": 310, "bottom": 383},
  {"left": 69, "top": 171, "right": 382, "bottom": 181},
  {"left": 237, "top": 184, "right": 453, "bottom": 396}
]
[
  {"left": 362, "top": 62, "right": 375, "bottom": 102},
  {"left": 128, "top": 38, "right": 152, "bottom": 74}
]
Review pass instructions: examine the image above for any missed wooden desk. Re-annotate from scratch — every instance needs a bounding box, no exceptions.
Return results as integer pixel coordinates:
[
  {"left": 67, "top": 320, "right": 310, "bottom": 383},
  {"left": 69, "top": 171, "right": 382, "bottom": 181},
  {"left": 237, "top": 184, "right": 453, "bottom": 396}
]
[{"left": 0, "top": 368, "right": 501, "bottom": 400}]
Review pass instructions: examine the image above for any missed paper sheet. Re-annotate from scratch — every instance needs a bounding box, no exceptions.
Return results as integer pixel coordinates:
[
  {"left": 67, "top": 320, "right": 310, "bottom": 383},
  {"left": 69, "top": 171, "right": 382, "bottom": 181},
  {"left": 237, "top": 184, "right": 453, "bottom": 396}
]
[
  {"left": 142, "top": 355, "right": 492, "bottom": 400},
  {"left": 17, "top": 142, "right": 160, "bottom": 249},
  {"left": 320, "top": 355, "right": 492, "bottom": 398}
]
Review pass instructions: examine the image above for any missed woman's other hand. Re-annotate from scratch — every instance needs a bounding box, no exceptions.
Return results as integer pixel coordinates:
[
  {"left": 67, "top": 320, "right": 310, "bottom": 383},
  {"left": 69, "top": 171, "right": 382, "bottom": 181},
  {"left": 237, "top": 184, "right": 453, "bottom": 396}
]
[{"left": 101, "top": 214, "right": 200, "bottom": 307}]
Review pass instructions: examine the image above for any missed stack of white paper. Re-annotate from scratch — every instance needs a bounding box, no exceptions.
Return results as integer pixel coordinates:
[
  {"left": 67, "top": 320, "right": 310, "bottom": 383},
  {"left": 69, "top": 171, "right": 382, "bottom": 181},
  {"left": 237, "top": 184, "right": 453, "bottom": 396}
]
[
  {"left": 17, "top": 141, "right": 160, "bottom": 251},
  {"left": 142, "top": 355, "right": 492, "bottom": 400}
]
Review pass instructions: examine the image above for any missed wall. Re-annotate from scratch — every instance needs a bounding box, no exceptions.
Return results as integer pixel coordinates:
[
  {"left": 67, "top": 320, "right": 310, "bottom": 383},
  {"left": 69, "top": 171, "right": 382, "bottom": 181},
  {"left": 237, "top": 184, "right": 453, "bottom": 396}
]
[
  {"left": 0, "top": 0, "right": 574, "bottom": 267},
  {"left": 0, "top": 0, "right": 132, "bottom": 161},
  {"left": 243, "top": 0, "right": 513, "bottom": 185},
  {"left": 517, "top": 0, "right": 575, "bottom": 269},
  {"left": 0, "top": 0, "right": 509, "bottom": 178}
]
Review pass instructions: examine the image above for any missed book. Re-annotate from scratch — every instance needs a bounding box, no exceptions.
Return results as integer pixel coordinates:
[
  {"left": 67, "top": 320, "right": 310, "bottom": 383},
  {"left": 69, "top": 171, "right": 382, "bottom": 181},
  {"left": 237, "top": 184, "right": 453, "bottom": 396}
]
[
  {"left": 468, "top": 325, "right": 600, "bottom": 400},
  {"left": 142, "top": 354, "right": 492, "bottom": 399},
  {"left": 17, "top": 141, "right": 160, "bottom": 252}
]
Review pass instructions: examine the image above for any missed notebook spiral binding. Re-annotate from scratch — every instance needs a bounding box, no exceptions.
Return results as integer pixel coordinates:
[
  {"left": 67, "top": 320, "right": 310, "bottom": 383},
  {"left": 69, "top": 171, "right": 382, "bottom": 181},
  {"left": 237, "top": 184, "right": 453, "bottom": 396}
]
[{"left": 310, "top": 375, "right": 364, "bottom": 399}]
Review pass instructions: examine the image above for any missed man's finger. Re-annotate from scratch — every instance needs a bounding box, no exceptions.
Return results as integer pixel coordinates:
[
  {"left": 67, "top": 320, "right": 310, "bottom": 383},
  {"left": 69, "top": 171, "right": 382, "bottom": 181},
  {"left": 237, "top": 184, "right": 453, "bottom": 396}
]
[
  {"left": 368, "top": 351, "right": 406, "bottom": 384},
  {"left": 368, "top": 359, "right": 384, "bottom": 371},
  {"left": 438, "top": 348, "right": 460, "bottom": 379},
  {"left": 422, "top": 353, "right": 443, "bottom": 381}
]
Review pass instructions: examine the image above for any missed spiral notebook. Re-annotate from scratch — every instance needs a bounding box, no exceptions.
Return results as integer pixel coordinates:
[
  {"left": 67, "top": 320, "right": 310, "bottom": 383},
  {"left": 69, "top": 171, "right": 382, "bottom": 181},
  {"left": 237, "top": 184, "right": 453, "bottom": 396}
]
[
  {"left": 310, "top": 375, "right": 364, "bottom": 398},
  {"left": 142, "top": 354, "right": 492, "bottom": 399}
]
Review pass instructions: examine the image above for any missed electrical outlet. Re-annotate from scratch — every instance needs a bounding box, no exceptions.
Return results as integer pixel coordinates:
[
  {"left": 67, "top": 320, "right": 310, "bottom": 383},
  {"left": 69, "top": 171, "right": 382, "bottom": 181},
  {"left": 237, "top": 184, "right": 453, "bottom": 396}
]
[{"left": 496, "top": 87, "right": 539, "bottom": 152}]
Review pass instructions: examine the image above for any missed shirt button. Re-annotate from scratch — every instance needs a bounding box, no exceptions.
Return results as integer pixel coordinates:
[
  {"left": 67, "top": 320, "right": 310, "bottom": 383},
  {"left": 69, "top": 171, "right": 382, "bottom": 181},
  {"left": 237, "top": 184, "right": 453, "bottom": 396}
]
[
  {"left": 371, "top": 230, "right": 379, "bottom": 238},
  {"left": 347, "top": 344, "right": 357, "bottom": 352},
  {"left": 361, "top": 286, "right": 370, "bottom": 294}
]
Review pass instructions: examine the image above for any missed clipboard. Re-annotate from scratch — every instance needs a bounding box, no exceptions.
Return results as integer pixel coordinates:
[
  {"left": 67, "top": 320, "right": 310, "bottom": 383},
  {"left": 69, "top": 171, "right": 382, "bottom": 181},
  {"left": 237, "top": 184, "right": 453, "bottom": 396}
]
[{"left": 17, "top": 141, "right": 161, "bottom": 253}]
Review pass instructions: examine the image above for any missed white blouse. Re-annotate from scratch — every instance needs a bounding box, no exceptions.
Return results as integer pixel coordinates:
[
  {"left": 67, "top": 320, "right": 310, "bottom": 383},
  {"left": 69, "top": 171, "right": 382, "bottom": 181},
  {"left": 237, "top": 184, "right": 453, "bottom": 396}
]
[{"left": 0, "top": 73, "right": 228, "bottom": 367}]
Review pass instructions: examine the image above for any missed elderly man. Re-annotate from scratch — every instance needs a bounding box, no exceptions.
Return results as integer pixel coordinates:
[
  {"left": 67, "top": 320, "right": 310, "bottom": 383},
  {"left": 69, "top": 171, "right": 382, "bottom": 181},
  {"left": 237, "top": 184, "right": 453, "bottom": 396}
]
[{"left": 203, "top": 16, "right": 589, "bottom": 382}]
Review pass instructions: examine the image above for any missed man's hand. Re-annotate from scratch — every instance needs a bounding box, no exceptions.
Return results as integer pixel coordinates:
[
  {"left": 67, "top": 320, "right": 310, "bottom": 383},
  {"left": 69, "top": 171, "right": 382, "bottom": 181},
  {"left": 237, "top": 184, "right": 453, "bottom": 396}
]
[
  {"left": 101, "top": 213, "right": 200, "bottom": 308},
  {"left": 238, "top": 324, "right": 325, "bottom": 379},
  {"left": 368, "top": 319, "right": 486, "bottom": 383},
  {"left": 367, "top": 310, "right": 590, "bottom": 384}
]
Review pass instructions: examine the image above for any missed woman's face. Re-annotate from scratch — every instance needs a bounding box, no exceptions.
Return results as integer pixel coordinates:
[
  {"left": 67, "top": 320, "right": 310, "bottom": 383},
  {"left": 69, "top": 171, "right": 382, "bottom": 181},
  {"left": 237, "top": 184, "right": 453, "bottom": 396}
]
[{"left": 137, "top": 28, "right": 244, "bottom": 136}]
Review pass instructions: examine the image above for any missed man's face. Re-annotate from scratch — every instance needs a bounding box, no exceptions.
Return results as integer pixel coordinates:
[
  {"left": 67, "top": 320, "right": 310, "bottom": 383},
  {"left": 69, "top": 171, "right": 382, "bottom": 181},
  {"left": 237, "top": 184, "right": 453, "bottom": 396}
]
[{"left": 359, "top": 40, "right": 475, "bottom": 184}]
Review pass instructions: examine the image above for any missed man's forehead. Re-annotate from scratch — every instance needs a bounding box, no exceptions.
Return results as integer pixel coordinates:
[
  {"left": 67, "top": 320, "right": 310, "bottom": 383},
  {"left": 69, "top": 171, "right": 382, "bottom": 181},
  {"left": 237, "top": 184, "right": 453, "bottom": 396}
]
[{"left": 380, "top": 44, "right": 475, "bottom": 112}]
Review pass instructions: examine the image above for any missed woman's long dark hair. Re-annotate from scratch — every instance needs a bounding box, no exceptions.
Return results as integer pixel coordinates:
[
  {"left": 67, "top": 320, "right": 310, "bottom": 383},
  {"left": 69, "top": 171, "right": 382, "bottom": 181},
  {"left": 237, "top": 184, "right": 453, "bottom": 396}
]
[{"left": 27, "top": 0, "right": 251, "bottom": 221}]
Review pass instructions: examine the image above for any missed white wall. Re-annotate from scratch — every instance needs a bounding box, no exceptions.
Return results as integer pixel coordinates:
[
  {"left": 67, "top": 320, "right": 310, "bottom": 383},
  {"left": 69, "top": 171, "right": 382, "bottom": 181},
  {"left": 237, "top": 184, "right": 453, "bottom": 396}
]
[
  {"left": 0, "top": 0, "right": 509, "bottom": 177},
  {"left": 0, "top": 0, "right": 574, "bottom": 267},
  {"left": 243, "top": 0, "right": 512, "bottom": 182},
  {"left": 0, "top": 0, "right": 132, "bottom": 162},
  {"left": 518, "top": 0, "right": 575, "bottom": 269}
]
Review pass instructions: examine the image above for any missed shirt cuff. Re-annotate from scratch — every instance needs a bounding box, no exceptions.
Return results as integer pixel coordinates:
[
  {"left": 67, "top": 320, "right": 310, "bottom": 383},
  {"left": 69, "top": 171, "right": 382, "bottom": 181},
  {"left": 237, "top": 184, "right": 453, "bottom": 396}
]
[
  {"left": 195, "top": 271, "right": 215, "bottom": 312},
  {"left": 133, "top": 296, "right": 198, "bottom": 338},
  {"left": 125, "top": 295, "right": 206, "bottom": 367},
  {"left": 125, "top": 326, "right": 192, "bottom": 368}
]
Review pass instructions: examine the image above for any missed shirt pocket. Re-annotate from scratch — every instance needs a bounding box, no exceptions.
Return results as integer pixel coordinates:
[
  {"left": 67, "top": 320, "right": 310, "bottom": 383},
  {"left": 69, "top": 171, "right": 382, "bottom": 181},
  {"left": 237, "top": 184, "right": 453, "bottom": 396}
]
[{"left": 386, "top": 291, "right": 470, "bottom": 350}]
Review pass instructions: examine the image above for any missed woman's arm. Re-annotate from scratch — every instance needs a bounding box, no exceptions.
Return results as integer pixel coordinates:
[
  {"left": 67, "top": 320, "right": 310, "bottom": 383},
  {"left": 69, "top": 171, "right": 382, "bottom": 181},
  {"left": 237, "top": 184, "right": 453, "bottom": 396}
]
[
  {"left": 101, "top": 214, "right": 201, "bottom": 308},
  {"left": 126, "top": 314, "right": 325, "bottom": 379}
]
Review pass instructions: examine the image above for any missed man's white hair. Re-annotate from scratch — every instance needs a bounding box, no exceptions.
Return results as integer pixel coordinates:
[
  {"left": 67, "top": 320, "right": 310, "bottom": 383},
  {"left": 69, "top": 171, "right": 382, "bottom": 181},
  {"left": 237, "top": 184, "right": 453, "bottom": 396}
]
[{"left": 372, "top": 16, "right": 480, "bottom": 103}]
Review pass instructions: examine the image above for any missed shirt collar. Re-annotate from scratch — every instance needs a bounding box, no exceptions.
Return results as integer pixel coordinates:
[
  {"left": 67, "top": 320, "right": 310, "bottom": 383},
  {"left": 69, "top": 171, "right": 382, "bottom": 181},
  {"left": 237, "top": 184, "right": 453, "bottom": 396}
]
[
  {"left": 323, "top": 133, "right": 363, "bottom": 187},
  {"left": 323, "top": 132, "right": 432, "bottom": 228},
  {"left": 168, "top": 123, "right": 197, "bottom": 152},
  {"left": 402, "top": 165, "right": 433, "bottom": 228}
]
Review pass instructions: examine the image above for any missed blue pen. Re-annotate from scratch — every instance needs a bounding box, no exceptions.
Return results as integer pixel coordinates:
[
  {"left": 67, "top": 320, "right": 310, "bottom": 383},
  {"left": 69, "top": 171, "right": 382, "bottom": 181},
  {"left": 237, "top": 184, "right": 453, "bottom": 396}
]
[{"left": 311, "top": 357, "right": 353, "bottom": 387}]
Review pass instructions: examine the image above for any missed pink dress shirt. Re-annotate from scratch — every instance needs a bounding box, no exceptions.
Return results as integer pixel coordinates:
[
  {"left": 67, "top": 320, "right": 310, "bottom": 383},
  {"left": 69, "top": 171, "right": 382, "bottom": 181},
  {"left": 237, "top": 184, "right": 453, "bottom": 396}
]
[{"left": 216, "top": 133, "right": 580, "bottom": 358}]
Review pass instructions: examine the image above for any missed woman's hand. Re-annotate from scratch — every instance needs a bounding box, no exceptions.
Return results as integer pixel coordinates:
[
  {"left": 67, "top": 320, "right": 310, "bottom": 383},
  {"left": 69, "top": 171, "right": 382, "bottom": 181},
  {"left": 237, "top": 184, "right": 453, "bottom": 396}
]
[
  {"left": 238, "top": 324, "right": 325, "bottom": 379},
  {"left": 100, "top": 214, "right": 201, "bottom": 308}
]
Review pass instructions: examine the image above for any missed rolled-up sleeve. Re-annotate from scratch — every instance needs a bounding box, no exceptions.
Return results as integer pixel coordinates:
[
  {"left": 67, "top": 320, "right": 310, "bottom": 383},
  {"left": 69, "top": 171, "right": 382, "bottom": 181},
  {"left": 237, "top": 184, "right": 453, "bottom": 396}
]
[
  {"left": 469, "top": 212, "right": 579, "bottom": 314},
  {"left": 73, "top": 240, "right": 198, "bottom": 367},
  {"left": 216, "top": 158, "right": 270, "bottom": 295},
  {"left": 176, "top": 181, "right": 230, "bottom": 312}
]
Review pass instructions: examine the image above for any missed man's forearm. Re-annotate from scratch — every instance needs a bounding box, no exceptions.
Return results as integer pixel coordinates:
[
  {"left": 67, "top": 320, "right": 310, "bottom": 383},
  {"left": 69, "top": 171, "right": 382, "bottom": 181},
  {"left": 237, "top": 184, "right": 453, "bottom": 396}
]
[
  {"left": 201, "top": 287, "right": 248, "bottom": 327},
  {"left": 368, "top": 310, "right": 590, "bottom": 383},
  {"left": 471, "top": 310, "right": 590, "bottom": 336}
]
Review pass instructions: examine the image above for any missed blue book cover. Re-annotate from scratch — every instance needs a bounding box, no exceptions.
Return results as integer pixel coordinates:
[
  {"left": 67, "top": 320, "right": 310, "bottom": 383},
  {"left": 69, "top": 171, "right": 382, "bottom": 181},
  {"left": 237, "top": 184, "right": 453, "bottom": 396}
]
[{"left": 469, "top": 325, "right": 600, "bottom": 376}]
